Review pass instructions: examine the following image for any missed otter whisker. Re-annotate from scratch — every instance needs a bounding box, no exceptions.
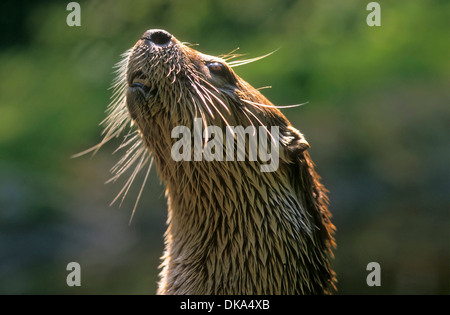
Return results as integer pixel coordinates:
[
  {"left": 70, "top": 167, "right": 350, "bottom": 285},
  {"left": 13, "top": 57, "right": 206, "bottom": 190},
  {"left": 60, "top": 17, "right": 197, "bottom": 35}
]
[
  {"left": 109, "top": 139, "right": 144, "bottom": 180},
  {"left": 243, "top": 107, "right": 277, "bottom": 145},
  {"left": 241, "top": 108, "right": 256, "bottom": 133},
  {"left": 242, "top": 99, "right": 309, "bottom": 109},
  {"left": 181, "top": 41, "right": 199, "bottom": 48},
  {"left": 198, "top": 79, "right": 232, "bottom": 116},
  {"left": 110, "top": 146, "right": 149, "bottom": 207},
  {"left": 219, "top": 47, "right": 243, "bottom": 61},
  {"left": 201, "top": 90, "right": 232, "bottom": 130},
  {"left": 114, "top": 130, "right": 140, "bottom": 154},
  {"left": 195, "top": 83, "right": 231, "bottom": 129},
  {"left": 190, "top": 84, "right": 215, "bottom": 120},
  {"left": 129, "top": 156, "right": 153, "bottom": 225},
  {"left": 227, "top": 49, "right": 278, "bottom": 68}
]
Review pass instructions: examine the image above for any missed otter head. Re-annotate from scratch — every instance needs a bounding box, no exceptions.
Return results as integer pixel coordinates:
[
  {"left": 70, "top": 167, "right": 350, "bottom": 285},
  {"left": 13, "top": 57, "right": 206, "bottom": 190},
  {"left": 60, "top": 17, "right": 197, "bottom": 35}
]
[
  {"left": 126, "top": 29, "right": 242, "bottom": 128},
  {"left": 123, "top": 29, "right": 310, "bottom": 169},
  {"left": 126, "top": 29, "right": 236, "bottom": 127}
]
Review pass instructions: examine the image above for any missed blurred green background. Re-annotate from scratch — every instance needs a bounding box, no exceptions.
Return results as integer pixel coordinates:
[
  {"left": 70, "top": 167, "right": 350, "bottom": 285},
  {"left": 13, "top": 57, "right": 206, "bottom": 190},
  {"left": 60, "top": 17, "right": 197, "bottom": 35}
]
[{"left": 0, "top": 0, "right": 448, "bottom": 294}]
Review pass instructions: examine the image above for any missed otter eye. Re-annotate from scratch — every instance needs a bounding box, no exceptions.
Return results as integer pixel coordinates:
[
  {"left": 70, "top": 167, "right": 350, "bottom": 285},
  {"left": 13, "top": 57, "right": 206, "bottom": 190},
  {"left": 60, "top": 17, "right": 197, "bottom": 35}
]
[
  {"left": 207, "top": 62, "right": 226, "bottom": 75},
  {"left": 206, "top": 61, "right": 236, "bottom": 85}
]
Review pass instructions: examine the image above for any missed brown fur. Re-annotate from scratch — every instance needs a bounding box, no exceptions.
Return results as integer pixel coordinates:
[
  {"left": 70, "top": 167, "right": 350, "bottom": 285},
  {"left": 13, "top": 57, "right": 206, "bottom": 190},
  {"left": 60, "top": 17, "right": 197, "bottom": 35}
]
[{"left": 96, "top": 29, "right": 336, "bottom": 294}]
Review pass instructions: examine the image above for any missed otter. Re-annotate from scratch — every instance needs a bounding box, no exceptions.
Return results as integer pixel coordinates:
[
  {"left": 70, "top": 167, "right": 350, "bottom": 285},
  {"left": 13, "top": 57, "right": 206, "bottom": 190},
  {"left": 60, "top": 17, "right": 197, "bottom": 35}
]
[{"left": 91, "top": 29, "right": 336, "bottom": 294}]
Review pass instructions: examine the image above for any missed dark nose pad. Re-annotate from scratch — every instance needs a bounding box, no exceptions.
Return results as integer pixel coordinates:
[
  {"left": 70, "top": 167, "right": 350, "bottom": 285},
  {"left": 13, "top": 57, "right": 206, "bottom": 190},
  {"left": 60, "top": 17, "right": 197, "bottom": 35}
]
[{"left": 141, "top": 29, "right": 173, "bottom": 46}]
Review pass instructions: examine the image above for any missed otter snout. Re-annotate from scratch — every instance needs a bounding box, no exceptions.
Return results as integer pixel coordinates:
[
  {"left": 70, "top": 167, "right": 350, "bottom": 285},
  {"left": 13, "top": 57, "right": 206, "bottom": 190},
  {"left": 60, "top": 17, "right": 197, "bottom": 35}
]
[{"left": 140, "top": 29, "right": 173, "bottom": 47}]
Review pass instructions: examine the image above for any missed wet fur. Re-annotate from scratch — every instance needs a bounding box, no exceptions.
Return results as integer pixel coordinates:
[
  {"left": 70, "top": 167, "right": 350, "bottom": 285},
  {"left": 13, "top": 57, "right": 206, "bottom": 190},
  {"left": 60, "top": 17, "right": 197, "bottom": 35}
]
[{"left": 92, "top": 30, "right": 336, "bottom": 294}]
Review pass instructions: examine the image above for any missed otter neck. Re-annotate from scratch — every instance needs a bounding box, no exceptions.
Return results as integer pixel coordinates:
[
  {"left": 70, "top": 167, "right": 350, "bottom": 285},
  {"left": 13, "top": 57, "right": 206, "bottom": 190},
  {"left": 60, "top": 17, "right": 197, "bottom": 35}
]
[
  {"left": 134, "top": 110, "right": 329, "bottom": 294},
  {"left": 148, "top": 130, "right": 326, "bottom": 294}
]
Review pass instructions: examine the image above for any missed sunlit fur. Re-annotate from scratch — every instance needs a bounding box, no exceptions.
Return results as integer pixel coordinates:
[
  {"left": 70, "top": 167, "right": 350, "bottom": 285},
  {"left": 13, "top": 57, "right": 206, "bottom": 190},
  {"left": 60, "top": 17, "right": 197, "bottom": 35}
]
[{"left": 90, "top": 30, "right": 336, "bottom": 294}]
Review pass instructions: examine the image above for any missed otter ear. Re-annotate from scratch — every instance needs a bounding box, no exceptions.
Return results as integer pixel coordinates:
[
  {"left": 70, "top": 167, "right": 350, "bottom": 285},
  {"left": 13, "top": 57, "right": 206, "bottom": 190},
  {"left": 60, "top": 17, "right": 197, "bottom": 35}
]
[{"left": 283, "top": 126, "right": 310, "bottom": 162}]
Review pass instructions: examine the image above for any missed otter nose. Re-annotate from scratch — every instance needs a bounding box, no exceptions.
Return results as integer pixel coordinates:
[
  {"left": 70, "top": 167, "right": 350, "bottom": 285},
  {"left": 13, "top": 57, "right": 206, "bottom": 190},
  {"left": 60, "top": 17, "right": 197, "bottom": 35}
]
[{"left": 141, "top": 29, "right": 172, "bottom": 46}]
